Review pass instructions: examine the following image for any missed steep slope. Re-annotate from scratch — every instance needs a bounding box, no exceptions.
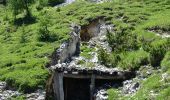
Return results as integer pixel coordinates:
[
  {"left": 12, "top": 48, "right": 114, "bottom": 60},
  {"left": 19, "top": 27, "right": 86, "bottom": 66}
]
[{"left": 0, "top": 0, "right": 170, "bottom": 99}]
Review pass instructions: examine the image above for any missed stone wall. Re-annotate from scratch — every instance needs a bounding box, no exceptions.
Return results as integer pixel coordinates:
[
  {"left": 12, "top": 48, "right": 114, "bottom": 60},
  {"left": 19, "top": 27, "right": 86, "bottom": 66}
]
[
  {"left": 45, "top": 24, "right": 80, "bottom": 100},
  {"left": 50, "top": 24, "right": 81, "bottom": 66}
]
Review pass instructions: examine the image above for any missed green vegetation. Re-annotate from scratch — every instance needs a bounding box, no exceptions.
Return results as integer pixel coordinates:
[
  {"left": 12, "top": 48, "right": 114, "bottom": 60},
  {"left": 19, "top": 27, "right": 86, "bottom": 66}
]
[
  {"left": 0, "top": 1, "right": 70, "bottom": 92},
  {"left": 97, "top": 0, "right": 170, "bottom": 70},
  {"left": 118, "top": 50, "right": 149, "bottom": 70},
  {"left": 80, "top": 43, "right": 95, "bottom": 59},
  {"left": 161, "top": 51, "right": 170, "bottom": 72},
  {"left": 8, "top": 0, "right": 35, "bottom": 18},
  {"left": 107, "top": 88, "right": 119, "bottom": 100},
  {"left": 0, "top": 0, "right": 170, "bottom": 99}
]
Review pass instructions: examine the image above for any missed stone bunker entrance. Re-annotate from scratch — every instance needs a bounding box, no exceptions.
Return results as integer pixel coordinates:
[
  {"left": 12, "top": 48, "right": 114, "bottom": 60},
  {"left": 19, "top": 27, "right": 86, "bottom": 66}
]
[
  {"left": 51, "top": 68, "right": 135, "bottom": 100},
  {"left": 63, "top": 77, "right": 90, "bottom": 100},
  {"left": 63, "top": 77, "right": 123, "bottom": 100}
]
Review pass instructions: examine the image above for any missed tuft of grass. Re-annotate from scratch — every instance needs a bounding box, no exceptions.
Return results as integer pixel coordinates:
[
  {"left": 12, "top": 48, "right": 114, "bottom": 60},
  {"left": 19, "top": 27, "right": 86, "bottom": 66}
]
[
  {"left": 161, "top": 51, "right": 170, "bottom": 72},
  {"left": 80, "top": 44, "right": 95, "bottom": 59},
  {"left": 107, "top": 88, "right": 120, "bottom": 100},
  {"left": 118, "top": 50, "right": 149, "bottom": 70}
]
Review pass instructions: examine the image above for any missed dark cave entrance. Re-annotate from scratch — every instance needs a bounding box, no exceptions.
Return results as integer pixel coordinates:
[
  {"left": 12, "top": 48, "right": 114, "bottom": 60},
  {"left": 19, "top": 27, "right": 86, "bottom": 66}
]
[
  {"left": 63, "top": 77, "right": 91, "bottom": 100},
  {"left": 63, "top": 77, "right": 123, "bottom": 100}
]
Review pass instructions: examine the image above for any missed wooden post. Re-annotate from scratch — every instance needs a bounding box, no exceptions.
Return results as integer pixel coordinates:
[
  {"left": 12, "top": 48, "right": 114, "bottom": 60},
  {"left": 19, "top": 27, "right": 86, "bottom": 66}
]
[
  {"left": 53, "top": 72, "right": 64, "bottom": 100},
  {"left": 90, "top": 74, "right": 95, "bottom": 100}
]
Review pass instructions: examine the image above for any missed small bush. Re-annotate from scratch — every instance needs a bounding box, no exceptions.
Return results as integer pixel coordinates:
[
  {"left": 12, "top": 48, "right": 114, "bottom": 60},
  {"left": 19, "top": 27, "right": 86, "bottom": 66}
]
[
  {"left": 107, "top": 89, "right": 119, "bottom": 100},
  {"left": 36, "top": 0, "right": 48, "bottom": 10},
  {"left": 106, "top": 30, "right": 138, "bottom": 53},
  {"left": 98, "top": 48, "right": 111, "bottom": 67},
  {"left": 20, "top": 24, "right": 28, "bottom": 43},
  {"left": 118, "top": 50, "right": 149, "bottom": 70},
  {"left": 149, "top": 39, "right": 169, "bottom": 67},
  {"left": 98, "top": 48, "right": 119, "bottom": 68},
  {"left": 38, "top": 17, "right": 58, "bottom": 42},
  {"left": 161, "top": 51, "right": 170, "bottom": 72}
]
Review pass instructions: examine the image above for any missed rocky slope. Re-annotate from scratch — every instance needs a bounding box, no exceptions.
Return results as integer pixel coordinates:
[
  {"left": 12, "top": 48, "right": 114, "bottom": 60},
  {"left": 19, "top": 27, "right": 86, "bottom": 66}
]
[{"left": 0, "top": 81, "right": 45, "bottom": 100}]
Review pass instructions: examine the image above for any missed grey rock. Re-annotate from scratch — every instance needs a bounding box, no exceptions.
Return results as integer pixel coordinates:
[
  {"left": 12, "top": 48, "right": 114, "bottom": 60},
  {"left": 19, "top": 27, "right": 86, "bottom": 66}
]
[
  {"left": 123, "top": 80, "right": 140, "bottom": 94},
  {"left": 95, "top": 89, "right": 108, "bottom": 100}
]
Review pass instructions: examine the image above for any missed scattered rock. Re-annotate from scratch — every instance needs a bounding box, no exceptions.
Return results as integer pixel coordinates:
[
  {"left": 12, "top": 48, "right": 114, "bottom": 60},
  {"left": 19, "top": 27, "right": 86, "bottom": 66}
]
[
  {"left": 148, "top": 28, "right": 170, "bottom": 38},
  {"left": 0, "top": 81, "right": 45, "bottom": 100},
  {"left": 0, "top": 82, "right": 22, "bottom": 100},
  {"left": 26, "top": 90, "right": 45, "bottom": 100},
  {"left": 123, "top": 80, "right": 140, "bottom": 94},
  {"left": 161, "top": 73, "right": 170, "bottom": 82},
  {"left": 0, "top": 82, "right": 6, "bottom": 91},
  {"left": 95, "top": 89, "right": 108, "bottom": 100}
]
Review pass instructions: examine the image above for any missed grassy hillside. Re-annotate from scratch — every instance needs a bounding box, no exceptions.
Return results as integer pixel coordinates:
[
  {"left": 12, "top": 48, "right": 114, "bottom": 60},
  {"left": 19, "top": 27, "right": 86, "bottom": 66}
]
[{"left": 0, "top": 0, "right": 170, "bottom": 99}]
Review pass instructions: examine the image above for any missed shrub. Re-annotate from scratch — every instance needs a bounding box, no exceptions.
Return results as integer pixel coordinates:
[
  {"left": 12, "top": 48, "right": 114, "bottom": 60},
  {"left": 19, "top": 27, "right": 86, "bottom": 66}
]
[
  {"left": 38, "top": 26, "right": 50, "bottom": 41},
  {"left": 141, "top": 38, "right": 170, "bottom": 67},
  {"left": 20, "top": 24, "right": 28, "bottom": 43},
  {"left": 38, "top": 17, "right": 58, "bottom": 42},
  {"left": 36, "top": 0, "right": 48, "bottom": 10},
  {"left": 149, "top": 45, "right": 167, "bottom": 67},
  {"left": 106, "top": 29, "right": 138, "bottom": 53},
  {"left": 118, "top": 50, "right": 149, "bottom": 70},
  {"left": 149, "top": 39, "right": 169, "bottom": 67},
  {"left": 161, "top": 51, "right": 170, "bottom": 72},
  {"left": 107, "top": 89, "right": 119, "bottom": 100},
  {"left": 98, "top": 48, "right": 111, "bottom": 67},
  {"left": 98, "top": 48, "right": 119, "bottom": 68}
]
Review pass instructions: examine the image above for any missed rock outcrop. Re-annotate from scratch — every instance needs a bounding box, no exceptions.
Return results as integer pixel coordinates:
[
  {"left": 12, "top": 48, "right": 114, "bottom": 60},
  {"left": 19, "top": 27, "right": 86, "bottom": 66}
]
[
  {"left": 50, "top": 24, "right": 81, "bottom": 66},
  {"left": 0, "top": 81, "right": 45, "bottom": 100},
  {"left": 80, "top": 17, "right": 113, "bottom": 41},
  {"left": 46, "top": 24, "right": 81, "bottom": 100},
  {"left": 148, "top": 27, "right": 170, "bottom": 38}
]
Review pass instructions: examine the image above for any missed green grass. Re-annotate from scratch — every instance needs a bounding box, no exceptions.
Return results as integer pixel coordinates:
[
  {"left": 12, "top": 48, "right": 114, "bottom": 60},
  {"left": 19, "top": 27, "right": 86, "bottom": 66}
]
[
  {"left": 80, "top": 43, "right": 95, "bottom": 59},
  {"left": 108, "top": 72, "right": 170, "bottom": 100},
  {"left": 118, "top": 50, "right": 149, "bottom": 70},
  {"left": 161, "top": 51, "right": 170, "bottom": 72},
  {"left": 107, "top": 88, "right": 120, "bottom": 100}
]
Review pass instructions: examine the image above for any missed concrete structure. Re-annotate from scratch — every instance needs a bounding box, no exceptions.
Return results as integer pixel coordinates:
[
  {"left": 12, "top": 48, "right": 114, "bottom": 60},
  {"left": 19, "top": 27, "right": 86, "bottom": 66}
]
[{"left": 47, "top": 65, "right": 135, "bottom": 100}]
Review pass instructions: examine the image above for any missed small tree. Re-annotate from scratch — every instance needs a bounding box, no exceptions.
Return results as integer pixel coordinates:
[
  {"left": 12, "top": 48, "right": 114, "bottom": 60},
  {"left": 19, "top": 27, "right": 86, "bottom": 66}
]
[
  {"left": 20, "top": 24, "right": 27, "bottom": 43},
  {"left": 38, "top": 17, "right": 50, "bottom": 41},
  {"left": 98, "top": 48, "right": 119, "bottom": 68},
  {"left": 106, "top": 29, "right": 138, "bottom": 52},
  {"left": 8, "top": 0, "right": 35, "bottom": 19},
  {"left": 36, "top": 0, "right": 48, "bottom": 10},
  {"left": 38, "top": 16, "right": 58, "bottom": 42}
]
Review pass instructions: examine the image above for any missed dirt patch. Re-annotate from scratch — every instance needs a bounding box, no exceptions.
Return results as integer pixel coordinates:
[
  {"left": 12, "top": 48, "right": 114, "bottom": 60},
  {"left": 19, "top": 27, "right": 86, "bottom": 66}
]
[{"left": 80, "top": 18, "right": 105, "bottom": 41}]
